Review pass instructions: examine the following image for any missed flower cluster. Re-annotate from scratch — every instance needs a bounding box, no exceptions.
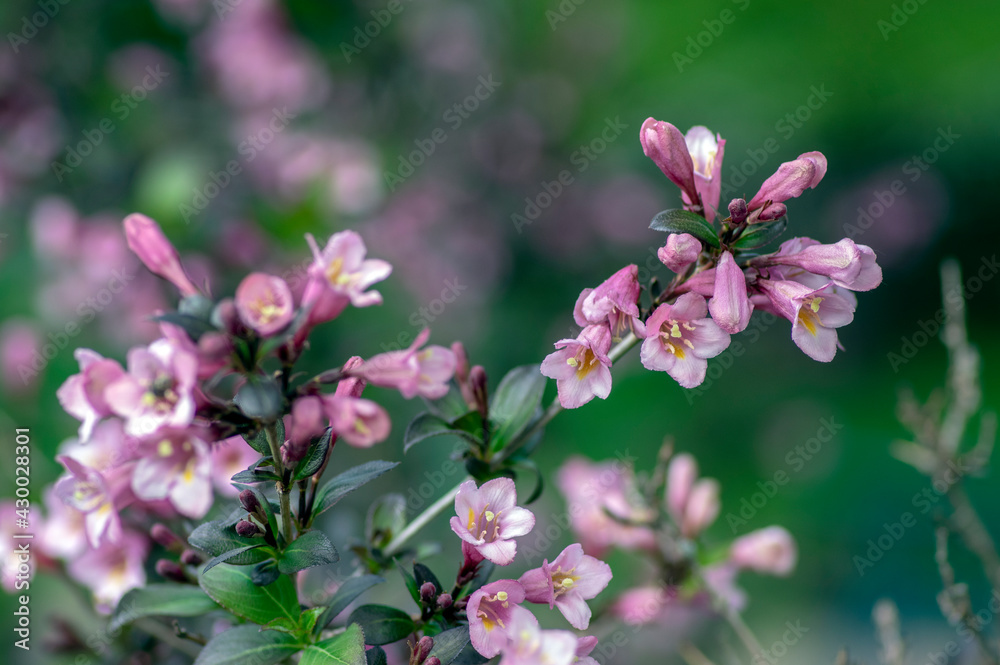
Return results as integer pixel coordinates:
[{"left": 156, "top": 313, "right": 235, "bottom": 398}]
[
  {"left": 558, "top": 451, "right": 796, "bottom": 630},
  {"left": 448, "top": 478, "right": 613, "bottom": 664},
  {"left": 35, "top": 213, "right": 456, "bottom": 610},
  {"left": 542, "top": 118, "right": 882, "bottom": 408}
]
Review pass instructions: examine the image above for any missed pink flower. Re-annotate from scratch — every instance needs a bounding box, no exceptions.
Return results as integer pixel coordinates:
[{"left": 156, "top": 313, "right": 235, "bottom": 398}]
[
  {"left": 666, "top": 453, "right": 698, "bottom": 523},
  {"left": 575, "top": 636, "right": 600, "bottom": 665},
  {"left": 747, "top": 152, "right": 827, "bottom": 219},
  {"left": 354, "top": 329, "right": 456, "bottom": 400},
  {"left": 39, "top": 487, "right": 88, "bottom": 560},
  {"left": 67, "top": 528, "right": 149, "bottom": 614},
  {"left": 301, "top": 230, "right": 392, "bottom": 325},
  {"left": 757, "top": 279, "right": 855, "bottom": 362},
  {"left": 450, "top": 478, "right": 535, "bottom": 566},
  {"left": 609, "top": 586, "right": 678, "bottom": 626},
  {"left": 123, "top": 213, "right": 199, "bottom": 296},
  {"left": 555, "top": 457, "right": 656, "bottom": 555},
  {"left": 640, "top": 293, "right": 731, "bottom": 389},
  {"left": 326, "top": 396, "right": 390, "bottom": 448},
  {"left": 132, "top": 428, "right": 214, "bottom": 518},
  {"left": 665, "top": 453, "right": 720, "bottom": 538},
  {"left": 682, "top": 126, "right": 726, "bottom": 223},
  {"left": 730, "top": 526, "right": 797, "bottom": 576},
  {"left": 285, "top": 395, "right": 328, "bottom": 464},
  {"left": 56, "top": 349, "right": 126, "bottom": 442},
  {"left": 769, "top": 237, "right": 882, "bottom": 292},
  {"left": 640, "top": 118, "right": 699, "bottom": 204},
  {"left": 576, "top": 265, "right": 645, "bottom": 340},
  {"left": 54, "top": 456, "right": 123, "bottom": 547},
  {"left": 0, "top": 320, "right": 40, "bottom": 393},
  {"left": 709, "top": 251, "right": 753, "bottom": 334},
  {"left": 160, "top": 321, "right": 232, "bottom": 380},
  {"left": 2, "top": 502, "right": 38, "bottom": 591},
  {"left": 497, "top": 608, "right": 576, "bottom": 665},
  {"left": 518, "top": 543, "right": 613, "bottom": 629},
  {"left": 657, "top": 233, "right": 701, "bottom": 273},
  {"left": 235, "top": 272, "right": 295, "bottom": 336},
  {"left": 211, "top": 436, "right": 261, "bottom": 497},
  {"left": 540, "top": 324, "right": 612, "bottom": 409},
  {"left": 105, "top": 339, "right": 199, "bottom": 437},
  {"left": 467, "top": 579, "right": 534, "bottom": 658}
]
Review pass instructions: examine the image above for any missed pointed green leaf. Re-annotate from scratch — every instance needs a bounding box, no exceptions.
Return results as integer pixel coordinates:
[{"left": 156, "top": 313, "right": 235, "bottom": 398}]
[
  {"left": 404, "top": 412, "right": 480, "bottom": 453},
  {"left": 313, "top": 461, "right": 399, "bottom": 518},
  {"left": 488, "top": 365, "right": 545, "bottom": 453},
  {"left": 300, "top": 623, "right": 366, "bottom": 665},
  {"left": 189, "top": 520, "right": 274, "bottom": 565},
  {"left": 366, "top": 495, "right": 406, "bottom": 550},
  {"left": 347, "top": 604, "right": 415, "bottom": 646},
  {"left": 198, "top": 563, "right": 300, "bottom": 625},
  {"left": 194, "top": 624, "right": 300, "bottom": 665},
  {"left": 110, "top": 584, "right": 218, "bottom": 631},
  {"left": 731, "top": 217, "right": 788, "bottom": 250},
  {"left": 278, "top": 530, "right": 339, "bottom": 574},
  {"left": 261, "top": 616, "right": 301, "bottom": 636},
  {"left": 203, "top": 544, "right": 267, "bottom": 573},
  {"left": 396, "top": 561, "right": 419, "bottom": 605},
  {"left": 294, "top": 429, "right": 333, "bottom": 481},
  {"left": 649, "top": 208, "right": 720, "bottom": 248},
  {"left": 365, "top": 645, "right": 388, "bottom": 665},
  {"left": 412, "top": 562, "right": 441, "bottom": 594},
  {"left": 315, "top": 575, "right": 385, "bottom": 635},
  {"left": 251, "top": 559, "right": 281, "bottom": 586},
  {"left": 235, "top": 376, "right": 283, "bottom": 422},
  {"left": 427, "top": 626, "right": 472, "bottom": 665}
]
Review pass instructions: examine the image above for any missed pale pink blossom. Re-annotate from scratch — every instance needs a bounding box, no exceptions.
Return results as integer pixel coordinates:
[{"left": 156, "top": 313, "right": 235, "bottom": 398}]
[
  {"left": 67, "top": 528, "right": 149, "bottom": 614},
  {"left": 39, "top": 487, "right": 88, "bottom": 560},
  {"left": 757, "top": 279, "right": 855, "bottom": 362},
  {"left": 665, "top": 453, "right": 720, "bottom": 538},
  {"left": 301, "top": 231, "right": 392, "bottom": 325},
  {"left": 577, "top": 265, "right": 645, "bottom": 340},
  {"left": 640, "top": 294, "right": 731, "bottom": 389},
  {"left": 132, "top": 428, "right": 214, "bottom": 518},
  {"left": 518, "top": 543, "right": 613, "bottom": 629},
  {"left": 105, "top": 339, "right": 198, "bottom": 437},
  {"left": 658, "top": 233, "right": 701, "bottom": 273},
  {"left": 747, "top": 152, "right": 827, "bottom": 219},
  {"left": 1, "top": 502, "right": 36, "bottom": 591},
  {"left": 450, "top": 478, "right": 535, "bottom": 566},
  {"left": 54, "top": 456, "right": 124, "bottom": 547},
  {"left": 769, "top": 237, "right": 882, "bottom": 292},
  {"left": 467, "top": 579, "right": 534, "bottom": 658},
  {"left": 0, "top": 320, "right": 40, "bottom": 393},
  {"left": 575, "top": 636, "right": 600, "bottom": 665},
  {"left": 56, "top": 349, "right": 126, "bottom": 442},
  {"left": 326, "top": 396, "right": 390, "bottom": 448},
  {"left": 682, "top": 126, "right": 726, "bottom": 223},
  {"left": 540, "top": 324, "right": 612, "bottom": 409},
  {"left": 354, "top": 329, "right": 456, "bottom": 400},
  {"left": 709, "top": 251, "right": 753, "bottom": 334},
  {"left": 235, "top": 272, "right": 295, "bottom": 336},
  {"left": 730, "top": 526, "right": 797, "bottom": 576},
  {"left": 640, "top": 118, "right": 698, "bottom": 204},
  {"left": 211, "top": 436, "right": 262, "bottom": 497},
  {"left": 497, "top": 608, "right": 576, "bottom": 665}
]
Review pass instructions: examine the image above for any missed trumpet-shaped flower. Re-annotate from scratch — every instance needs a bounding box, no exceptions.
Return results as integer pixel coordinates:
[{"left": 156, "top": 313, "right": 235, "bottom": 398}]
[
  {"left": 131, "top": 428, "right": 213, "bottom": 518},
  {"left": 450, "top": 478, "right": 535, "bottom": 566},
  {"left": 326, "top": 396, "right": 390, "bottom": 448},
  {"left": 769, "top": 237, "right": 882, "bottom": 292},
  {"left": 105, "top": 339, "right": 198, "bottom": 437},
  {"left": 682, "top": 126, "right": 726, "bottom": 223},
  {"left": 354, "top": 328, "right": 456, "bottom": 399},
  {"left": 518, "top": 543, "right": 613, "bottom": 629},
  {"left": 67, "top": 528, "right": 148, "bottom": 614},
  {"left": 497, "top": 609, "right": 577, "bottom": 665},
  {"left": 235, "top": 272, "right": 295, "bottom": 336},
  {"left": 540, "top": 324, "right": 613, "bottom": 409},
  {"left": 577, "top": 265, "right": 645, "bottom": 340},
  {"left": 57, "top": 349, "right": 126, "bottom": 442},
  {"left": 467, "top": 579, "right": 534, "bottom": 658},
  {"left": 640, "top": 294, "right": 730, "bottom": 389},
  {"left": 757, "top": 279, "right": 855, "bottom": 362},
  {"left": 301, "top": 231, "right": 392, "bottom": 326},
  {"left": 747, "top": 152, "right": 827, "bottom": 219},
  {"left": 708, "top": 251, "right": 753, "bottom": 334},
  {"left": 730, "top": 526, "right": 797, "bottom": 576},
  {"left": 54, "top": 456, "right": 123, "bottom": 548}
]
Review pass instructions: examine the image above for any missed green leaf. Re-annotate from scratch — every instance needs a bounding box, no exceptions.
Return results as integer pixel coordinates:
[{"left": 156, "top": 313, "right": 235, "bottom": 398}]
[
  {"left": 251, "top": 559, "right": 281, "bottom": 586},
  {"left": 313, "top": 461, "right": 399, "bottom": 518},
  {"left": 110, "top": 584, "right": 218, "bottom": 631},
  {"left": 198, "top": 564, "right": 300, "bottom": 626},
  {"left": 261, "top": 616, "right": 301, "bottom": 636},
  {"left": 231, "top": 467, "right": 281, "bottom": 484},
  {"left": 515, "top": 459, "right": 544, "bottom": 505},
  {"left": 347, "top": 604, "right": 415, "bottom": 646},
  {"left": 189, "top": 520, "right": 274, "bottom": 565},
  {"left": 366, "top": 495, "right": 407, "bottom": 550},
  {"left": 422, "top": 383, "right": 472, "bottom": 423},
  {"left": 278, "top": 530, "right": 339, "bottom": 574},
  {"left": 194, "top": 624, "right": 300, "bottom": 665},
  {"left": 365, "top": 645, "right": 388, "bottom": 665},
  {"left": 235, "top": 377, "right": 283, "bottom": 422},
  {"left": 412, "top": 562, "right": 441, "bottom": 594},
  {"left": 203, "top": 544, "right": 267, "bottom": 573},
  {"left": 427, "top": 626, "right": 471, "bottom": 665},
  {"left": 299, "top": 606, "right": 325, "bottom": 635},
  {"left": 242, "top": 419, "right": 285, "bottom": 456},
  {"left": 397, "top": 561, "right": 419, "bottom": 605},
  {"left": 294, "top": 429, "right": 333, "bottom": 481},
  {"left": 300, "top": 623, "right": 366, "bottom": 665},
  {"left": 315, "top": 575, "right": 385, "bottom": 635},
  {"left": 451, "top": 641, "right": 490, "bottom": 665},
  {"left": 649, "top": 208, "right": 720, "bottom": 248},
  {"left": 404, "top": 412, "right": 480, "bottom": 454},
  {"left": 731, "top": 217, "right": 788, "bottom": 250},
  {"left": 488, "top": 365, "right": 545, "bottom": 453}
]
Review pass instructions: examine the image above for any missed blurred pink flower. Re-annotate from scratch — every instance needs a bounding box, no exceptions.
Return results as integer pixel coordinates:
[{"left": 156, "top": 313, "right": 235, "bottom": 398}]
[
  {"left": 124, "top": 214, "right": 199, "bottom": 297},
  {"left": 497, "top": 609, "right": 576, "bottom": 665},
  {"left": 1, "top": 501, "right": 37, "bottom": 592},
  {"left": 132, "top": 428, "right": 214, "bottom": 519},
  {"left": 39, "top": 487, "right": 87, "bottom": 561},
  {"left": 67, "top": 528, "right": 149, "bottom": 614},
  {"left": 57, "top": 349, "right": 126, "bottom": 442},
  {"left": 211, "top": 436, "right": 262, "bottom": 497},
  {"left": 0, "top": 320, "right": 40, "bottom": 394},
  {"left": 354, "top": 328, "right": 456, "bottom": 400},
  {"left": 105, "top": 339, "right": 198, "bottom": 437},
  {"left": 235, "top": 272, "right": 295, "bottom": 336},
  {"left": 730, "top": 526, "right": 797, "bottom": 577}
]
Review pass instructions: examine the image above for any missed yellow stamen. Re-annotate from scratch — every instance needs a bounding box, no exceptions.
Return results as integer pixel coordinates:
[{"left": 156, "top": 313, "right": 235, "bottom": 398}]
[{"left": 157, "top": 440, "right": 173, "bottom": 457}]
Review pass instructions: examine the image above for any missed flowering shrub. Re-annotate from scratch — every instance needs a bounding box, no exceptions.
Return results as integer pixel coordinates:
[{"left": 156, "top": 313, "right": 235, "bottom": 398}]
[{"left": 19, "top": 118, "right": 885, "bottom": 665}]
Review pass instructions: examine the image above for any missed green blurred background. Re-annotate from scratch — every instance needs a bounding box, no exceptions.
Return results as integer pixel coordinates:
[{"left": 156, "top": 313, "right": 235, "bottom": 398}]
[{"left": 1, "top": 0, "right": 999, "bottom": 663}]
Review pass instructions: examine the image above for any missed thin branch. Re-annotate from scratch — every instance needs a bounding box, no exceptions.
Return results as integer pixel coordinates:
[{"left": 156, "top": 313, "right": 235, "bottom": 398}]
[
  {"left": 872, "top": 598, "right": 905, "bottom": 665},
  {"left": 383, "top": 479, "right": 469, "bottom": 556}
]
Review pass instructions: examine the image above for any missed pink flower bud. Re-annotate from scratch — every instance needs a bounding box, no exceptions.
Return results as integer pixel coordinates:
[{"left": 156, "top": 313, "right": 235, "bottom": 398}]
[
  {"left": 771, "top": 237, "right": 882, "bottom": 292},
  {"left": 239, "top": 489, "right": 261, "bottom": 515},
  {"left": 236, "top": 520, "right": 261, "bottom": 538},
  {"left": 235, "top": 273, "right": 295, "bottom": 337},
  {"left": 666, "top": 453, "right": 698, "bottom": 523},
  {"left": 747, "top": 152, "right": 827, "bottom": 211},
  {"left": 155, "top": 559, "right": 189, "bottom": 583},
  {"left": 180, "top": 549, "right": 203, "bottom": 566},
  {"left": 755, "top": 202, "right": 787, "bottom": 222},
  {"left": 728, "top": 198, "right": 748, "bottom": 225},
  {"left": 681, "top": 478, "right": 720, "bottom": 537},
  {"left": 150, "top": 523, "right": 184, "bottom": 551},
  {"left": 334, "top": 357, "right": 366, "bottom": 398},
  {"left": 657, "top": 233, "right": 702, "bottom": 272},
  {"left": 286, "top": 396, "right": 327, "bottom": 463},
  {"left": 730, "top": 526, "right": 797, "bottom": 576},
  {"left": 123, "top": 213, "right": 199, "bottom": 296},
  {"left": 708, "top": 251, "right": 753, "bottom": 334},
  {"left": 640, "top": 118, "right": 698, "bottom": 203}
]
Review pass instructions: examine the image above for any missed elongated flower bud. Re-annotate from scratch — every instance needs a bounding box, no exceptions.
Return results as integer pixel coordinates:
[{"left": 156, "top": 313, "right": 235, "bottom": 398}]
[{"left": 123, "top": 213, "right": 199, "bottom": 296}]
